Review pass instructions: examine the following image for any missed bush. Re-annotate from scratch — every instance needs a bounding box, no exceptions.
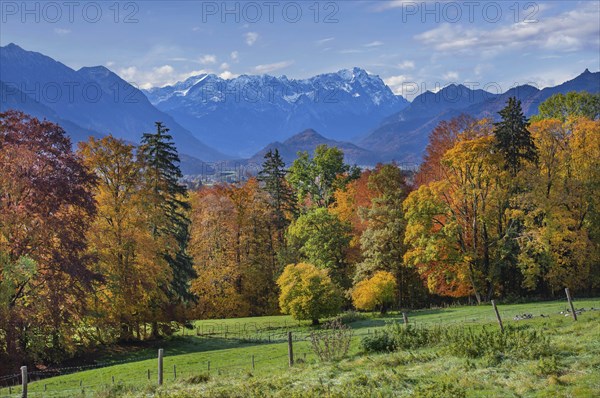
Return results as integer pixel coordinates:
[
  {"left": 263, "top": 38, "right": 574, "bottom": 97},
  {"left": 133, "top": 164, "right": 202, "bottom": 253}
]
[
  {"left": 338, "top": 310, "right": 368, "bottom": 325},
  {"left": 309, "top": 318, "right": 353, "bottom": 361},
  {"left": 388, "top": 323, "right": 443, "bottom": 350},
  {"left": 360, "top": 323, "right": 443, "bottom": 353},
  {"left": 277, "top": 263, "right": 342, "bottom": 325},
  {"left": 360, "top": 322, "right": 552, "bottom": 361},
  {"left": 445, "top": 325, "right": 552, "bottom": 360},
  {"left": 361, "top": 330, "right": 395, "bottom": 353}
]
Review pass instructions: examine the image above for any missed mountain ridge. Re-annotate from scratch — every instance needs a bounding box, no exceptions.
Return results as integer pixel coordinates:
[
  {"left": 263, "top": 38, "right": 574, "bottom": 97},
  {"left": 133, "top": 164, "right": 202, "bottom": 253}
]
[
  {"left": 143, "top": 67, "right": 409, "bottom": 157},
  {"left": 2, "top": 43, "right": 598, "bottom": 170},
  {"left": 248, "top": 128, "right": 373, "bottom": 166},
  {"left": 359, "top": 69, "right": 600, "bottom": 163},
  {"left": 0, "top": 43, "right": 227, "bottom": 163}
]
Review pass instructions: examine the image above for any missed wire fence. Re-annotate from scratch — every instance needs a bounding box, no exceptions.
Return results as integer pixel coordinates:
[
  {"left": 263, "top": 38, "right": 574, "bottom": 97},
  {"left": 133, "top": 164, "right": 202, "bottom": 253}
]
[
  {"left": 0, "top": 346, "right": 318, "bottom": 398},
  {"left": 1, "top": 296, "right": 598, "bottom": 398}
]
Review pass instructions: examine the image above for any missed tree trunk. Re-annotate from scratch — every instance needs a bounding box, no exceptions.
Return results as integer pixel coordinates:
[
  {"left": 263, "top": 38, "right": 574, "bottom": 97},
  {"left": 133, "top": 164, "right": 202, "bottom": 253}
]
[
  {"left": 151, "top": 321, "right": 160, "bottom": 339},
  {"left": 311, "top": 319, "right": 319, "bottom": 326}
]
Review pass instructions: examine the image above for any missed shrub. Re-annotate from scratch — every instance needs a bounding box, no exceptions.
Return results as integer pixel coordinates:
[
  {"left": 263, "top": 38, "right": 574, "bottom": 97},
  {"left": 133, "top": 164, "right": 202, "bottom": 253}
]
[
  {"left": 361, "top": 330, "right": 395, "bottom": 353},
  {"left": 277, "top": 263, "right": 342, "bottom": 325},
  {"left": 360, "top": 322, "right": 552, "bottom": 361},
  {"left": 445, "top": 325, "right": 552, "bottom": 360},
  {"left": 309, "top": 318, "right": 353, "bottom": 361},
  {"left": 338, "top": 310, "right": 368, "bottom": 324},
  {"left": 360, "top": 323, "right": 443, "bottom": 353},
  {"left": 388, "top": 323, "right": 443, "bottom": 350}
]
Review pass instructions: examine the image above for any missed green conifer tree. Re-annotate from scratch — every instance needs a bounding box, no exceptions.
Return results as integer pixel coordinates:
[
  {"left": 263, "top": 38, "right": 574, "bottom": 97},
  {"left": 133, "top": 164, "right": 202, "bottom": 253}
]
[
  {"left": 139, "top": 122, "right": 196, "bottom": 304},
  {"left": 494, "top": 97, "right": 538, "bottom": 176}
]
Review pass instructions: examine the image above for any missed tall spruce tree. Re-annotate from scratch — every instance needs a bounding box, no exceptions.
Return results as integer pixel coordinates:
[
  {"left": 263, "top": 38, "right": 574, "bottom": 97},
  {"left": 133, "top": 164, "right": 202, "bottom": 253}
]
[
  {"left": 139, "top": 122, "right": 196, "bottom": 304},
  {"left": 494, "top": 97, "right": 537, "bottom": 297},
  {"left": 494, "top": 97, "right": 538, "bottom": 176},
  {"left": 257, "top": 149, "right": 297, "bottom": 243}
]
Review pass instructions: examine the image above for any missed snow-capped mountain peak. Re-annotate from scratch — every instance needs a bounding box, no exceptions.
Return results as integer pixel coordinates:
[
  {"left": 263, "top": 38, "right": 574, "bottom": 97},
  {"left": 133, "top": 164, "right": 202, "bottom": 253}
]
[{"left": 141, "top": 68, "right": 409, "bottom": 157}]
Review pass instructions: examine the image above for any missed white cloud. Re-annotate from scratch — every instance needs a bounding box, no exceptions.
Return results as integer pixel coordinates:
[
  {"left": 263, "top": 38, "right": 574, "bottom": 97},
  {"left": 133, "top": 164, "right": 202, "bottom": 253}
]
[
  {"left": 220, "top": 62, "right": 230, "bottom": 70},
  {"left": 244, "top": 32, "right": 259, "bottom": 46},
  {"left": 415, "top": 3, "right": 600, "bottom": 54},
  {"left": 253, "top": 60, "right": 294, "bottom": 74},
  {"left": 118, "top": 66, "right": 139, "bottom": 81},
  {"left": 230, "top": 51, "right": 239, "bottom": 62},
  {"left": 54, "top": 28, "right": 71, "bottom": 36},
  {"left": 384, "top": 74, "right": 412, "bottom": 95},
  {"left": 106, "top": 61, "right": 115, "bottom": 67},
  {"left": 339, "top": 49, "right": 363, "bottom": 54},
  {"left": 154, "top": 65, "right": 175, "bottom": 75},
  {"left": 316, "top": 37, "right": 335, "bottom": 45},
  {"left": 398, "top": 60, "right": 415, "bottom": 70},
  {"left": 443, "top": 71, "right": 459, "bottom": 81},
  {"left": 219, "top": 71, "right": 239, "bottom": 80},
  {"left": 118, "top": 65, "right": 212, "bottom": 89},
  {"left": 364, "top": 41, "right": 384, "bottom": 47},
  {"left": 198, "top": 54, "right": 217, "bottom": 65}
]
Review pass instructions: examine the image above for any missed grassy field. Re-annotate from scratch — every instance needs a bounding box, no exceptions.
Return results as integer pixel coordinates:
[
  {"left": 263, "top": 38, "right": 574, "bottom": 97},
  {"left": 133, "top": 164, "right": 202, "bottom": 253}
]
[{"left": 1, "top": 298, "right": 599, "bottom": 397}]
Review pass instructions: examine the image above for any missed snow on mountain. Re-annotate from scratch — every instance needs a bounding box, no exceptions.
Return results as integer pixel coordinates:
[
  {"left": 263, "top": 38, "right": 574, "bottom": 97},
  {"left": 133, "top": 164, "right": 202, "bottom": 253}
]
[{"left": 143, "top": 67, "right": 409, "bottom": 157}]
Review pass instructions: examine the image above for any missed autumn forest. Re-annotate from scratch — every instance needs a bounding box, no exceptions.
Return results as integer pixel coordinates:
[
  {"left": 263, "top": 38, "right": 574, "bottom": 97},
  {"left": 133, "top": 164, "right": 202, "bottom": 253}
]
[{"left": 0, "top": 92, "right": 598, "bottom": 373}]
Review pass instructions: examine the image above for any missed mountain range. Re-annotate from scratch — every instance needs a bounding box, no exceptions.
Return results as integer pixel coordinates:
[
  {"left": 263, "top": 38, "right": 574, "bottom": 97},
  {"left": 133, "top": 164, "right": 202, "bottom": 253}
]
[
  {"left": 1, "top": 43, "right": 598, "bottom": 171},
  {"left": 360, "top": 70, "right": 600, "bottom": 162},
  {"left": 143, "top": 67, "right": 408, "bottom": 157},
  {"left": 0, "top": 43, "right": 226, "bottom": 167}
]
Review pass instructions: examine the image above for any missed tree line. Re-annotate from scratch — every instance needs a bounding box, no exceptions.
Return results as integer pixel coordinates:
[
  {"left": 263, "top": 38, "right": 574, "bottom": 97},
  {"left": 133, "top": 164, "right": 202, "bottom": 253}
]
[{"left": 0, "top": 91, "right": 598, "bottom": 372}]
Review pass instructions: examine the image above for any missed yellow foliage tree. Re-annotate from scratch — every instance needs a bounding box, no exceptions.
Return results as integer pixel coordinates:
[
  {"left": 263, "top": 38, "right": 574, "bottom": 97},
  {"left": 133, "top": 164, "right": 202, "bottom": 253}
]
[
  {"left": 351, "top": 271, "right": 397, "bottom": 313},
  {"left": 79, "top": 136, "right": 170, "bottom": 340},
  {"left": 277, "top": 263, "right": 341, "bottom": 325},
  {"left": 189, "top": 180, "right": 282, "bottom": 318},
  {"left": 189, "top": 188, "right": 249, "bottom": 318},
  {"left": 517, "top": 118, "right": 600, "bottom": 293}
]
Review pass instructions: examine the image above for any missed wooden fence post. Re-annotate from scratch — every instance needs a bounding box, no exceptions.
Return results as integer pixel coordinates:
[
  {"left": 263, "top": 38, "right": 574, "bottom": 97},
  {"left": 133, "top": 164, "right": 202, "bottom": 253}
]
[
  {"left": 565, "top": 288, "right": 577, "bottom": 321},
  {"left": 20, "top": 366, "right": 27, "bottom": 398},
  {"left": 158, "top": 349, "right": 164, "bottom": 385},
  {"left": 491, "top": 300, "right": 504, "bottom": 333},
  {"left": 251, "top": 355, "right": 255, "bottom": 370},
  {"left": 173, "top": 364, "right": 176, "bottom": 380},
  {"left": 207, "top": 360, "right": 210, "bottom": 372},
  {"left": 402, "top": 312, "right": 409, "bottom": 326},
  {"left": 287, "top": 331, "right": 294, "bottom": 367}
]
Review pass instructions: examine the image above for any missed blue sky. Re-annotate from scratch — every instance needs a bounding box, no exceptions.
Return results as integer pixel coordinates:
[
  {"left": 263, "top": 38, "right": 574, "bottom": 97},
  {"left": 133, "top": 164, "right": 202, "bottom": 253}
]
[{"left": 1, "top": 1, "right": 599, "bottom": 99}]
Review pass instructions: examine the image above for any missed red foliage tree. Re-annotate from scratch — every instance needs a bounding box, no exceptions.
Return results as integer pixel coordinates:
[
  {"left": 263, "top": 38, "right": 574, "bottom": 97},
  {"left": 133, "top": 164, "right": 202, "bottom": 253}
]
[{"left": 0, "top": 111, "right": 97, "bottom": 373}]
